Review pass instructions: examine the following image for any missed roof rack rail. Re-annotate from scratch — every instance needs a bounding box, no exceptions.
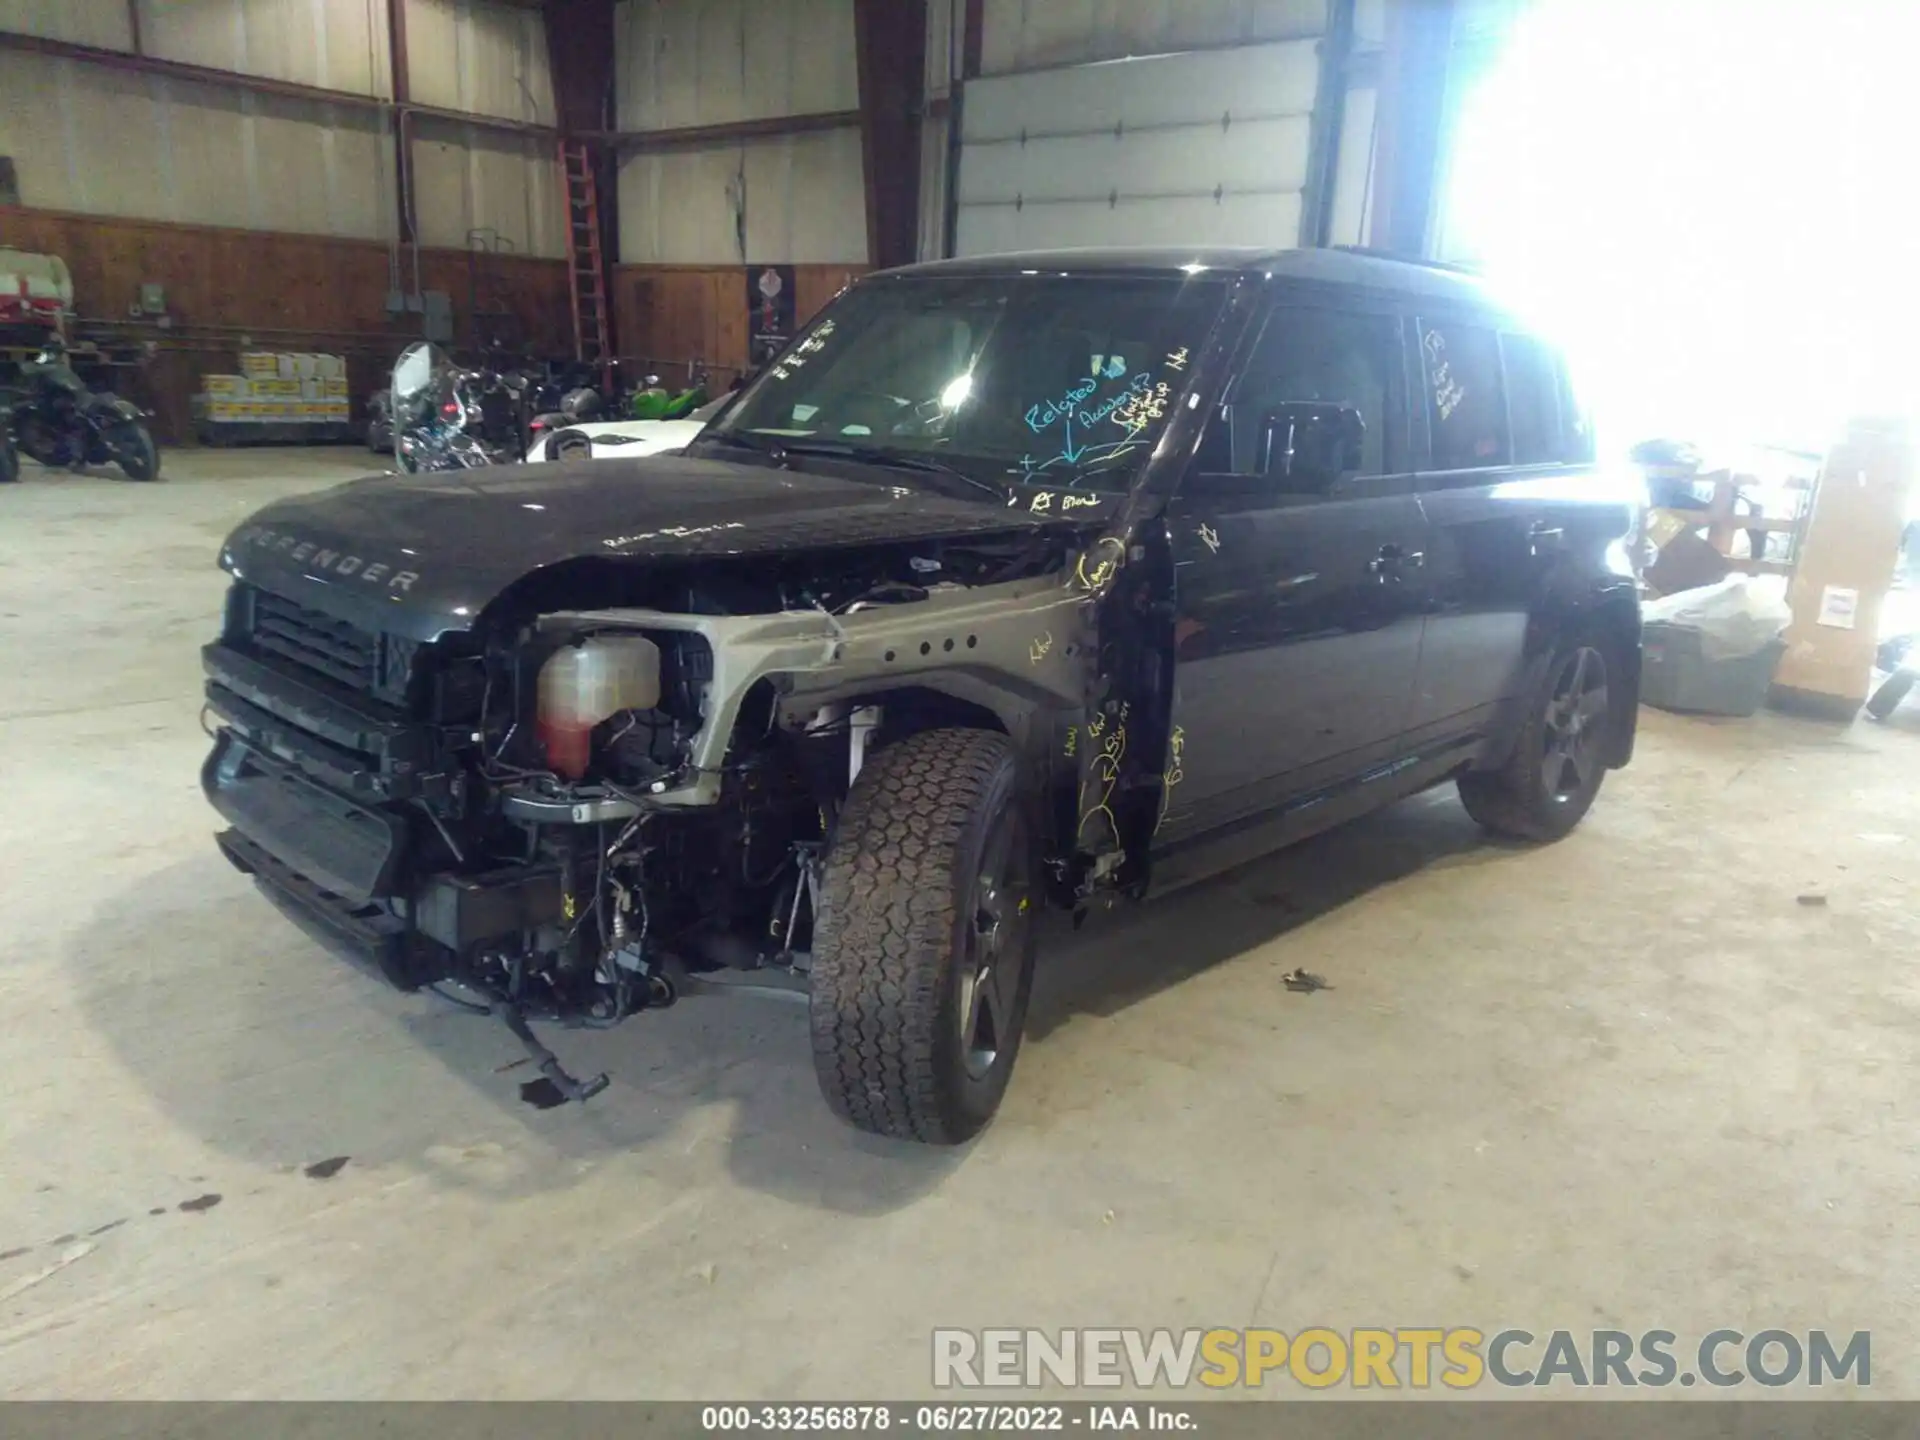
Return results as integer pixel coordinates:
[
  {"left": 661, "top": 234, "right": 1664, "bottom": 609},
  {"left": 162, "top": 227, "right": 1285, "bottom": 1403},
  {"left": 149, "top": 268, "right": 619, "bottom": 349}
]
[{"left": 1330, "top": 245, "right": 1486, "bottom": 277}]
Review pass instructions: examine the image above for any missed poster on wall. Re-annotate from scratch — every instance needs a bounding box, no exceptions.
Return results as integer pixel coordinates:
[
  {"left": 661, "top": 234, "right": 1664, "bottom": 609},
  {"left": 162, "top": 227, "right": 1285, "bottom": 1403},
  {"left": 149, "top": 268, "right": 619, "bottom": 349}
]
[{"left": 747, "top": 265, "right": 797, "bottom": 368}]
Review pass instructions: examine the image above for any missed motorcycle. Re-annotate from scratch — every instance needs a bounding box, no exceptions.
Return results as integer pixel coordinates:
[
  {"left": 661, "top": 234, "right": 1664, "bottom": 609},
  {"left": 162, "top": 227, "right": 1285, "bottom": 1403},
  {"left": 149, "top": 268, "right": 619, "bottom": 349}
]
[
  {"left": 0, "top": 416, "right": 17, "bottom": 484},
  {"left": 7, "top": 334, "right": 160, "bottom": 481},
  {"left": 390, "top": 341, "right": 531, "bottom": 472},
  {"left": 628, "top": 369, "right": 710, "bottom": 421},
  {"left": 526, "top": 384, "right": 607, "bottom": 449}
]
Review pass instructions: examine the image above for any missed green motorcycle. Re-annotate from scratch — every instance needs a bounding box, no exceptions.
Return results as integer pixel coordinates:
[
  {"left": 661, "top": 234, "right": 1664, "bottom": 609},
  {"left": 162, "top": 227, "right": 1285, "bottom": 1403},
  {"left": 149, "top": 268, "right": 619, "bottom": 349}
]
[{"left": 627, "top": 371, "right": 710, "bottom": 421}]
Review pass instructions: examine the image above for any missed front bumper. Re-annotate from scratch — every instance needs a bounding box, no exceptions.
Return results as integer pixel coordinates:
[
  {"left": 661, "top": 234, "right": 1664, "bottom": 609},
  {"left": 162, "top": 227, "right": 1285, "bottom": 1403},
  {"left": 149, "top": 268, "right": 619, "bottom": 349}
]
[{"left": 202, "top": 641, "right": 564, "bottom": 987}]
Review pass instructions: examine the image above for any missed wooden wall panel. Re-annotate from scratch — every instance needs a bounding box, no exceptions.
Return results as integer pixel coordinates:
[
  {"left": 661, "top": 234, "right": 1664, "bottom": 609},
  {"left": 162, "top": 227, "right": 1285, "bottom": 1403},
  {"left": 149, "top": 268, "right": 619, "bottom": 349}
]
[
  {"left": 0, "top": 206, "right": 571, "bottom": 443},
  {"left": 609, "top": 263, "right": 868, "bottom": 390}
]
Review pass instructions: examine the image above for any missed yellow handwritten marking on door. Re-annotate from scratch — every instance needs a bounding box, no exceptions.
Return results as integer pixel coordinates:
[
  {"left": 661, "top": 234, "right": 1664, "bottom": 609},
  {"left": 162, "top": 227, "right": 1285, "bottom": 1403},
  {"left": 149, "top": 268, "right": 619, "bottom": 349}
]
[
  {"left": 1156, "top": 725, "right": 1188, "bottom": 834},
  {"left": 1197, "top": 523, "right": 1221, "bottom": 554},
  {"left": 1077, "top": 721, "right": 1128, "bottom": 845},
  {"left": 1029, "top": 631, "right": 1054, "bottom": 664},
  {"left": 1074, "top": 536, "right": 1127, "bottom": 592}
]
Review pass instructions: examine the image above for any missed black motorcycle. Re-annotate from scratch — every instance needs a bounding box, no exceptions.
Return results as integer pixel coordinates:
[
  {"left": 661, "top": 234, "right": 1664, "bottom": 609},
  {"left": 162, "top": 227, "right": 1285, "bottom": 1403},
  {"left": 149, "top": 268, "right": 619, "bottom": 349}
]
[{"left": 8, "top": 335, "right": 160, "bottom": 481}]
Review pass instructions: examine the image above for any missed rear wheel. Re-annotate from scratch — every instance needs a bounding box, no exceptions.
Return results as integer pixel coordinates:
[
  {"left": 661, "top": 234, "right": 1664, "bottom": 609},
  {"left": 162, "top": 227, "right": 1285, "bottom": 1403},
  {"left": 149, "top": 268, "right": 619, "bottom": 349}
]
[
  {"left": 809, "top": 728, "right": 1038, "bottom": 1144},
  {"left": 113, "top": 423, "right": 161, "bottom": 481},
  {"left": 1460, "top": 637, "right": 1615, "bottom": 841}
]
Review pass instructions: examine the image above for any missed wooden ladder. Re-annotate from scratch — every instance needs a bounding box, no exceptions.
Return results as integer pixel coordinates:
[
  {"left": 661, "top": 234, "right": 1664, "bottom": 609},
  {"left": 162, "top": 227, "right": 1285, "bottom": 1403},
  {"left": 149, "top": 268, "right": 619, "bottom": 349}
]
[{"left": 559, "top": 140, "right": 612, "bottom": 393}]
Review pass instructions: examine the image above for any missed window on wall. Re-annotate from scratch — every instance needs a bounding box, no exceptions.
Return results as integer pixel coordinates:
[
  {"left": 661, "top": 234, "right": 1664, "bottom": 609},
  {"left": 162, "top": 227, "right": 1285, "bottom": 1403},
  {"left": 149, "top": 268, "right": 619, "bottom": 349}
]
[
  {"left": 1223, "top": 306, "right": 1397, "bottom": 483},
  {"left": 1501, "top": 332, "right": 1562, "bottom": 465},
  {"left": 1420, "top": 320, "right": 1507, "bottom": 469}
]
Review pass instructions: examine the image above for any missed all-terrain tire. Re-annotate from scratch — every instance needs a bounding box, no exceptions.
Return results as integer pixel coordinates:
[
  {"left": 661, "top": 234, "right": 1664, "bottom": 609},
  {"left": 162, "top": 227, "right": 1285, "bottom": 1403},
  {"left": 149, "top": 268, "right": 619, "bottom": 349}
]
[
  {"left": 1459, "top": 630, "right": 1619, "bottom": 842},
  {"left": 809, "top": 727, "right": 1037, "bottom": 1144}
]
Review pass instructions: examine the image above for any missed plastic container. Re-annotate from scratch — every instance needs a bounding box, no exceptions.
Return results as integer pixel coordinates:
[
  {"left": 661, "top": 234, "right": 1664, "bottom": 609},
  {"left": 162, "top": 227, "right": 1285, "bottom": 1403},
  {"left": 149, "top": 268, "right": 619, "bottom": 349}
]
[
  {"left": 1641, "top": 623, "right": 1785, "bottom": 717},
  {"left": 536, "top": 636, "right": 662, "bottom": 779}
]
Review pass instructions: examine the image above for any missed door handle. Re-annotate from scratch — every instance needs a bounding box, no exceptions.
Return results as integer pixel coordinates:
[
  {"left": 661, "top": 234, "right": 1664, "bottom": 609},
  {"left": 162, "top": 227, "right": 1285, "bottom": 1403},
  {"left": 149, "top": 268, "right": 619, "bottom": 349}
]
[
  {"left": 1369, "top": 544, "right": 1426, "bottom": 575},
  {"left": 1529, "top": 522, "right": 1565, "bottom": 556}
]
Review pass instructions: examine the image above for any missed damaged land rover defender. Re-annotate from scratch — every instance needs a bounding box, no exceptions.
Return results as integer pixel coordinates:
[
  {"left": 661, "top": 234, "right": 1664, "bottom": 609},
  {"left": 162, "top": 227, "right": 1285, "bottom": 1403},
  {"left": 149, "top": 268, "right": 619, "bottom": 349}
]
[{"left": 201, "top": 248, "right": 1641, "bottom": 1143}]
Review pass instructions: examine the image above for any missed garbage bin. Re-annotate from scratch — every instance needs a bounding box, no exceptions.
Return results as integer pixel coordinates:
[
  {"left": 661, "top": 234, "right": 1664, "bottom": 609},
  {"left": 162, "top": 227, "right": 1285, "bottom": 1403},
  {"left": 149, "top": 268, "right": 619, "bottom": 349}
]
[{"left": 1641, "top": 623, "right": 1786, "bottom": 717}]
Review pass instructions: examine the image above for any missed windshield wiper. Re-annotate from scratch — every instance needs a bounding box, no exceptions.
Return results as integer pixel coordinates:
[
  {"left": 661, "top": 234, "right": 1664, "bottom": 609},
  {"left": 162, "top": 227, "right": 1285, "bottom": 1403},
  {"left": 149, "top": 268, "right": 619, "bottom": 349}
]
[{"left": 767, "top": 440, "right": 1008, "bottom": 500}]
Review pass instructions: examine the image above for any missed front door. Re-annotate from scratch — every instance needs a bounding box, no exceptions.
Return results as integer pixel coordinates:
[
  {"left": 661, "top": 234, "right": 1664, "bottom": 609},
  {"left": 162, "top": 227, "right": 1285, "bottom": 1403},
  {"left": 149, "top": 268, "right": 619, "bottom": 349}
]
[{"left": 1156, "top": 302, "right": 1429, "bottom": 845}]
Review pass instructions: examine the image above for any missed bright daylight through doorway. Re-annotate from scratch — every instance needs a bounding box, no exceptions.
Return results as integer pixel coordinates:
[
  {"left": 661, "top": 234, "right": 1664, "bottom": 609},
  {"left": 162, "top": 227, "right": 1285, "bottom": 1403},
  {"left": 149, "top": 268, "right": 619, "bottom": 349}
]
[{"left": 1440, "top": 0, "right": 1920, "bottom": 462}]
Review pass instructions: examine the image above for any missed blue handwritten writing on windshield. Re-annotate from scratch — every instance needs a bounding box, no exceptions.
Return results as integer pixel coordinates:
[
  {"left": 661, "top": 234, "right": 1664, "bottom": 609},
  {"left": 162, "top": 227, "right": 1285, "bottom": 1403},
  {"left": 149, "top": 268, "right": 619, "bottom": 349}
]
[{"left": 1026, "top": 379, "right": 1099, "bottom": 434}]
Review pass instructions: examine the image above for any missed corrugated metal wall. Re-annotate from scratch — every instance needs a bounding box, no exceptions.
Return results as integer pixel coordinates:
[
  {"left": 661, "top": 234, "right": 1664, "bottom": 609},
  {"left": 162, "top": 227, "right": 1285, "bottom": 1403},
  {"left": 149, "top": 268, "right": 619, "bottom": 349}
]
[
  {"left": 0, "top": 0, "right": 562, "bottom": 255},
  {"left": 612, "top": 0, "right": 869, "bottom": 264},
  {"left": 0, "top": 53, "right": 396, "bottom": 239},
  {"left": 405, "top": 0, "right": 563, "bottom": 256}
]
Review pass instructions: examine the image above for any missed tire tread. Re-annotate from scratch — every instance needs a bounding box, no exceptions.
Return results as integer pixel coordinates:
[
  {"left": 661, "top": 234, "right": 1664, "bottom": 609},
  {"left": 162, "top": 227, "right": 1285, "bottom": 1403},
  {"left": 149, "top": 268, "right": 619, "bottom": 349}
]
[{"left": 809, "top": 727, "right": 1020, "bottom": 1144}]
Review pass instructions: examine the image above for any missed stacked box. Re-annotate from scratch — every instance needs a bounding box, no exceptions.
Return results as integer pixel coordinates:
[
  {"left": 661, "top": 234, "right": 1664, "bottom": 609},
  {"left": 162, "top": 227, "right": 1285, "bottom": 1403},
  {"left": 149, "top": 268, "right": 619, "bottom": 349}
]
[
  {"left": 240, "top": 352, "right": 278, "bottom": 379},
  {"left": 323, "top": 377, "right": 349, "bottom": 397},
  {"left": 316, "top": 354, "right": 345, "bottom": 379},
  {"left": 204, "top": 374, "right": 249, "bottom": 398}
]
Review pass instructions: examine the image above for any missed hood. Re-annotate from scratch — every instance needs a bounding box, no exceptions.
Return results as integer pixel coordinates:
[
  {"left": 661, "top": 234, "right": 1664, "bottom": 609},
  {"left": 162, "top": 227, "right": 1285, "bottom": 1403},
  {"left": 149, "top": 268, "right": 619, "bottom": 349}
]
[{"left": 219, "top": 453, "right": 1066, "bottom": 641}]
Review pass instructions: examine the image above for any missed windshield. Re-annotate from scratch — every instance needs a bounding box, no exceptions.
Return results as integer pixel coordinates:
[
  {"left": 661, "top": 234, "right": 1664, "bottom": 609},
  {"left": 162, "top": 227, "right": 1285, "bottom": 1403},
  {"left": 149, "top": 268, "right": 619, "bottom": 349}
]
[{"left": 711, "top": 273, "right": 1226, "bottom": 492}]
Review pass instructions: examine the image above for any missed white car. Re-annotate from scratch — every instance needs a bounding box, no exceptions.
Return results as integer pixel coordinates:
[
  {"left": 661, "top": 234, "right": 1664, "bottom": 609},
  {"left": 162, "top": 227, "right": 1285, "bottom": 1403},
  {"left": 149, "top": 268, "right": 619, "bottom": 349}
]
[{"left": 525, "top": 395, "right": 728, "bottom": 463}]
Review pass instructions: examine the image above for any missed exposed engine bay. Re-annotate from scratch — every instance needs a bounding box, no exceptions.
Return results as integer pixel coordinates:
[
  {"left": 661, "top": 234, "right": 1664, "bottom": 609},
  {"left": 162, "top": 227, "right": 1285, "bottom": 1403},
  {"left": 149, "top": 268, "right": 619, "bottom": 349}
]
[{"left": 203, "top": 526, "right": 1111, "bottom": 1101}]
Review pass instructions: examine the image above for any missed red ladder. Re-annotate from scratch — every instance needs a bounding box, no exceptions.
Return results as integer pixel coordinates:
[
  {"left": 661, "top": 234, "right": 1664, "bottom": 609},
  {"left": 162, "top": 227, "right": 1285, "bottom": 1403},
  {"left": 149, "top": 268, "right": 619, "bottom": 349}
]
[{"left": 559, "top": 140, "right": 612, "bottom": 393}]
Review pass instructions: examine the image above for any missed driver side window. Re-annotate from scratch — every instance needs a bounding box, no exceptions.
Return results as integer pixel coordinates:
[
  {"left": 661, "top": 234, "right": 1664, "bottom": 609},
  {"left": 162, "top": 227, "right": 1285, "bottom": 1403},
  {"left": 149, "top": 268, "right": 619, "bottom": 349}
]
[{"left": 1195, "top": 306, "right": 1395, "bottom": 492}]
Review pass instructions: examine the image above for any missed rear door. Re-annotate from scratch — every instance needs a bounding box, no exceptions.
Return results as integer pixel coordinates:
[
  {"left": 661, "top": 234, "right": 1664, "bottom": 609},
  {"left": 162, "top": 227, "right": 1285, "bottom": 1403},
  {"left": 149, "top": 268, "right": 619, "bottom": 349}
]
[
  {"left": 1158, "top": 299, "right": 1428, "bottom": 844},
  {"left": 1404, "top": 314, "right": 1543, "bottom": 740}
]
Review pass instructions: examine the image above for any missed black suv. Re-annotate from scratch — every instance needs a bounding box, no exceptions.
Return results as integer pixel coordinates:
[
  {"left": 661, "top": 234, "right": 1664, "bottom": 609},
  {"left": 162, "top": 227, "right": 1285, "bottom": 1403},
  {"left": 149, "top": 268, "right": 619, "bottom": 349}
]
[{"left": 202, "top": 247, "right": 1639, "bottom": 1143}]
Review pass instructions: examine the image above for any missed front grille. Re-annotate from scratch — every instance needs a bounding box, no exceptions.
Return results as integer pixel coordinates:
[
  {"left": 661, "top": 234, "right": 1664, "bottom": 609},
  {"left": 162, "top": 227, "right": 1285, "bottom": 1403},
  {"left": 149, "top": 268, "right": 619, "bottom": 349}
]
[{"left": 246, "top": 587, "right": 382, "bottom": 693}]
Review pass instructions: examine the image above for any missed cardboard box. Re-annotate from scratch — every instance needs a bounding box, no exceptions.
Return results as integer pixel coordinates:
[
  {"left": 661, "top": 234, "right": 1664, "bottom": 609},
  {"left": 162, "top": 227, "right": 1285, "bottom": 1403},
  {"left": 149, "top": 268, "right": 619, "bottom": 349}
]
[
  {"left": 207, "top": 400, "right": 244, "bottom": 423},
  {"left": 255, "top": 378, "right": 300, "bottom": 397},
  {"left": 300, "top": 377, "right": 325, "bottom": 401},
  {"left": 257, "top": 399, "right": 297, "bottom": 420},
  {"left": 290, "top": 353, "right": 318, "bottom": 379},
  {"left": 240, "top": 352, "right": 279, "bottom": 379},
  {"left": 1772, "top": 419, "right": 1917, "bottom": 715},
  {"left": 316, "top": 354, "right": 345, "bottom": 379},
  {"left": 323, "top": 377, "right": 349, "bottom": 397},
  {"left": 204, "top": 374, "right": 250, "bottom": 399},
  {"left": 320, "top": 400, "right": 350, "bottom": 419}
]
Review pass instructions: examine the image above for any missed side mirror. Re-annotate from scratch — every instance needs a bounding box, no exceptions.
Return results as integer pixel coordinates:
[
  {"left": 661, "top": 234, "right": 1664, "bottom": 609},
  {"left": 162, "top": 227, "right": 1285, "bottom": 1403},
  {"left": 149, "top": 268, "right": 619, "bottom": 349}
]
[{"left": 1261, "top": 402, "right": 1365, "bottom": 489}]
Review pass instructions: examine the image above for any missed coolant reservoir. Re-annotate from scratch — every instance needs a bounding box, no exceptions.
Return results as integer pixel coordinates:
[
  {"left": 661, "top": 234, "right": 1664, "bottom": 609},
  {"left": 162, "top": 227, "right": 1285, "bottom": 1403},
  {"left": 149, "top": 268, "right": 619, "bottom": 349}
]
[{"left": 537, "top": 635, "right": 662, "bottom": 780}]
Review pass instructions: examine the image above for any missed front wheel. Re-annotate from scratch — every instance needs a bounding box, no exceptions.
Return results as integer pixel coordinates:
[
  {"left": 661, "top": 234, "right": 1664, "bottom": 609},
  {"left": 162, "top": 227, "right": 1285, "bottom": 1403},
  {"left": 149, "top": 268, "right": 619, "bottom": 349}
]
[
  {"left": 809, "top": 728, "right": 1038, "bottom": 1144},
  {"left": 1460, "top": 637, "right": 1616, "bottom": 841},
  {"left": 112, "top": 423, "right": 161, "bottom": 481}
]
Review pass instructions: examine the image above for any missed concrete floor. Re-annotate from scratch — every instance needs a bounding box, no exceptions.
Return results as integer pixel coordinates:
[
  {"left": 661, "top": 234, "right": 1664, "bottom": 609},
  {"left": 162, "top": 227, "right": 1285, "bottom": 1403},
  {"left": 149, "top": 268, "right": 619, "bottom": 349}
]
[{"left": 2, "top": 447, "right": 1916, "bottom": 1400}]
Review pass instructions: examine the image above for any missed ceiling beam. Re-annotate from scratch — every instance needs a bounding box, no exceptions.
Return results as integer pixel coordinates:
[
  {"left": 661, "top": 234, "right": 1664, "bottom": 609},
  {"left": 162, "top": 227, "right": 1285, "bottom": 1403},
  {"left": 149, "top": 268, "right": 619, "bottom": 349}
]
[{"left": 0, "top": 28, "right": 558, "bottom": 142}]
